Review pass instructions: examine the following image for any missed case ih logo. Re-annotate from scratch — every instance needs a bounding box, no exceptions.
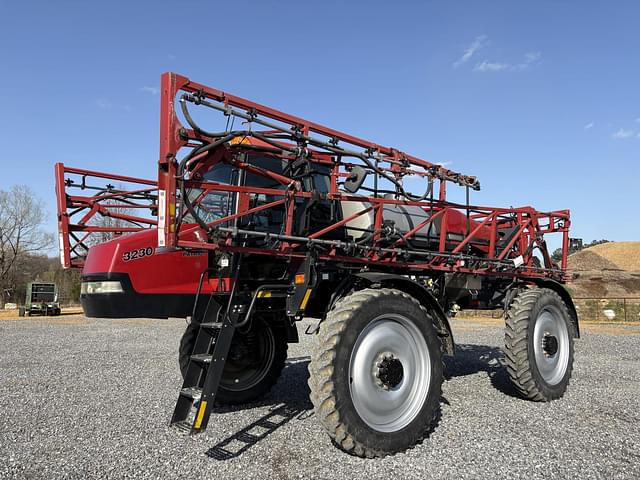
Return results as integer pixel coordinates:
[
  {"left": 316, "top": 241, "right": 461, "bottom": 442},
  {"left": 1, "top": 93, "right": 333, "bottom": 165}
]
[{"left": 182, "top": 250, "right": 206, "bottom": 257}]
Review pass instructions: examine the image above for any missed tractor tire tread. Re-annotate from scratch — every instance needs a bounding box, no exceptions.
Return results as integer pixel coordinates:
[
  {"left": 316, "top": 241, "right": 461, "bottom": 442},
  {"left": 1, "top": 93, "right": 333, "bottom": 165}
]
[{"left": 308, "top": 288, "right": 442, "bottom": 458}]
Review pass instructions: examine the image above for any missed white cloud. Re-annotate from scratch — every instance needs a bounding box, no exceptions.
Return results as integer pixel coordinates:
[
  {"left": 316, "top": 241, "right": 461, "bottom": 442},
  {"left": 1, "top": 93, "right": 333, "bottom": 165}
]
[
  {"left": 95, "top": 98, "right": 112, "bottom": 109},
  {"left": 453, "top": 35, "right": 488, "bottom": 68},
  {"left": 474, "top": 61, "right": 510, "bottom": 72},
  {"left": 584, "top": 122, "right": 595, "bottom": 130},
  {"left": 474, "top": 51, "right": 542, "bottom": 73},
  {"left": 141, "top": 86, "right": 159, "bottom": 95},
  {"left": 515, "top": 51, "right": 542, "bottom": 70},
  {"left": 95, "top": 98, "right": 132, "bottom": 111},
  {"left": 611, "top": 128, "right": 635, "bottom": 139}
]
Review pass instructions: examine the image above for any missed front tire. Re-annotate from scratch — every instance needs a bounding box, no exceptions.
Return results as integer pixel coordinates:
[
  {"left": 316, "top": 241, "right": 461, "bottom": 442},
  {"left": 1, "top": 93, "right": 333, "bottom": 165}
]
[
  {"left": 504, "top": 287, "right": 575, "bottom": 401},
  {"left": 309, "top": 288, "right": 443, "bottom": 458},
  {"left": 179, "top": 319, "right": 287, "bottom": 405}
]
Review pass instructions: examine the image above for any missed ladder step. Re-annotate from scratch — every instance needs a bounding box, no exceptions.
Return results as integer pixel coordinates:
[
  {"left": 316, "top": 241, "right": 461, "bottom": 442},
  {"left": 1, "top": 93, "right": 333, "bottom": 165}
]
[
  {"left": 191, "top": 353, "right": 213, "bottom": 364},
  {"left": 180, "top": 387, "right": 202, "bottom": 400},
  {"left": 200, "top": 322, "right": 223, "bottom": 329},
  {"left": 171, "top": 286, "right": 238, "bottom": 433}
]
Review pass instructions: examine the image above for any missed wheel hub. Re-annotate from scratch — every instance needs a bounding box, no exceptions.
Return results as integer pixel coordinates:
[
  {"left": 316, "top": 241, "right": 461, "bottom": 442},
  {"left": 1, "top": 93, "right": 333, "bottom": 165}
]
[
  {"left": 222, "top": 326, "right": 275, "bottom": 391},
  {"left": 533, "top": 306, "right": 570, "bottom": 385},
  {"left": 374, "top": 353, "right": 404, "bottom": 390},
  {"left": 542, "top": 333, "right": 559, "bottom": 357},
  {"left": 349, "top": 315, "right": 432, "bottom": 432}
]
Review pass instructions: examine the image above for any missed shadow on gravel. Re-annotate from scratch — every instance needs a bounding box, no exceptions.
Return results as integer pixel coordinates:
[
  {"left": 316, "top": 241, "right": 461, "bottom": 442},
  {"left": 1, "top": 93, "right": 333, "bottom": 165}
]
[
  {"left": 206, "top": 356, "right": 313, "bottom": 460},
  {"left": 206, "top": 345, "right": 522, "bottom": 460},
  {"left": 444, "top": 343, "right": 521, "bottom": 399}
]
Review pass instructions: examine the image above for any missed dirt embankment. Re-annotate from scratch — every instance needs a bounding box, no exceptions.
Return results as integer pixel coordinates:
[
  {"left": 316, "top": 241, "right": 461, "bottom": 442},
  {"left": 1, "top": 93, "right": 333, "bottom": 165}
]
[{"left": 567, "top": 242, "right": 640, "bottom": 298}]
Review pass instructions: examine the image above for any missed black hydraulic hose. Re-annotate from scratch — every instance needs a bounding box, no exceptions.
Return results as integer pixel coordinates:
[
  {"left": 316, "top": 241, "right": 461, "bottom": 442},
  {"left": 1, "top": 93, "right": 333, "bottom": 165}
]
[
  {"left": 177, "top": 134, "right": 287, "bottom": 236},
  {"left": 302, "top": 135, "right": 434, "bottom": 201},
  {"left": 180, "top": 96, "right": 231, "bottom": 138},
  {"left": 185, "top": 134, "right": 241, "bottom": 168},
  {"left": 177, "top": 135, "right": 289, "bottom": 235},
  {"left": 181, "top": 96, "right": 299, "bottom": 155},
  {"left": 355, "top": 231, "right": 375, "bottom": 246},
  {"left": 212, "top": 224, "right": 538, "bottom": 271},
  {"left": 233, "top": 143, "right": 283, "bottom": 154},
  {"left": 177, "top": 140, "right": 233, "bottom": 233},
  {"left": 177, "top": 95, "right": 458, "bottom": 236},
  {"left": 181, "top": 94, "right": 462, "bottom": 198},
  {"left": 251, "top": 131, "right": 299, "bottom": 154},
  {"left": 352, "top": 185, "right": 397, "bottom": 196}
]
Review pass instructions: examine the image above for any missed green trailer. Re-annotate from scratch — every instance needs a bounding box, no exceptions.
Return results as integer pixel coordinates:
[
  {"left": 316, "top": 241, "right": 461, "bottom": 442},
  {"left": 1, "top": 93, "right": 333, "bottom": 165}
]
[{"left": 18, "top": 282, "right": 61, "bottom": 317}]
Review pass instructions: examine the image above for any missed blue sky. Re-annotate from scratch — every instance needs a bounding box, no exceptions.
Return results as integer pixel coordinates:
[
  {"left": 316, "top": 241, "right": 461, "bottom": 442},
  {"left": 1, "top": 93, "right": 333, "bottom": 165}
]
[{"left": 1, "top": 1, "right": 638, "bottom": 253}]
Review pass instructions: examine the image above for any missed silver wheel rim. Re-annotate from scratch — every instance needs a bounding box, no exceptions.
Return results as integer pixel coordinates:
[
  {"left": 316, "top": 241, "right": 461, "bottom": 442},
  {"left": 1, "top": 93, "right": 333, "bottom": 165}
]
[
  {"left": 533, "top": 306, "right": 570, "bottom": 385},
  {"left": 348, "top": 314, "right": 431, "bottom": 433}
]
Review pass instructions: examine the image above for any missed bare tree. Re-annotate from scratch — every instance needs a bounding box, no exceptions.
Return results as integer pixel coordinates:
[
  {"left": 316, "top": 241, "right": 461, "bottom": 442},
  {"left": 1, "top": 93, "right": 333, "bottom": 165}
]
[
  {"left": 89, "top": 196, "right": 132, "bottom": 243},
  {"left": 82, "top": 184, "right": 144, "bottom": 249},
  {"left": 0, "top": 185, "right": 54, "bottom": 307}
]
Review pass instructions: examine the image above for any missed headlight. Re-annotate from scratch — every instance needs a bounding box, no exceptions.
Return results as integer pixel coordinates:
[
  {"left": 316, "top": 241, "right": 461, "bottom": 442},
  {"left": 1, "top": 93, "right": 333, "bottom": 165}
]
[{"left": 81, "top": 281, "right": 124, "bottom": 294}]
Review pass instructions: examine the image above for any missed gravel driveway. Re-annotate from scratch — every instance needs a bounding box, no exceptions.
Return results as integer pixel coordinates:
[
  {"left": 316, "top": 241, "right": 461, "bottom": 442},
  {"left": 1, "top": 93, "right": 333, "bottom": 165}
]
[{"left": 1, "top": 315, "right": 638, "bottom": 479}]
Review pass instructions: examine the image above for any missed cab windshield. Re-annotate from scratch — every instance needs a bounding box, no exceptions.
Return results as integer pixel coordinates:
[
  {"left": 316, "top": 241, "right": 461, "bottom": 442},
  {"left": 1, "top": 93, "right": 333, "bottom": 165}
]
[{"left": 184, "top": 155, "right": 287, "bottom": 225}]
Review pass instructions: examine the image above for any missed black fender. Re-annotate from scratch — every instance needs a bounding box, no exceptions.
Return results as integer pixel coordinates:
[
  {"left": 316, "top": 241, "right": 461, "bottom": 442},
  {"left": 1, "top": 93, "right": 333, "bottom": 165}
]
[
  {"left": 353, "top": 272, "right": 455, "bottom": 355},
  {"left": 527, "top": 278, "right": 580, "bottom": 338}
]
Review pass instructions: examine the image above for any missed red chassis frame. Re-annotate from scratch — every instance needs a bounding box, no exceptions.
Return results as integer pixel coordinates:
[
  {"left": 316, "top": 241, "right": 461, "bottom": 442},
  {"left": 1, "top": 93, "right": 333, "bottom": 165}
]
[{"left": 155, "top": 72, "right": 570, "bottom": 283}]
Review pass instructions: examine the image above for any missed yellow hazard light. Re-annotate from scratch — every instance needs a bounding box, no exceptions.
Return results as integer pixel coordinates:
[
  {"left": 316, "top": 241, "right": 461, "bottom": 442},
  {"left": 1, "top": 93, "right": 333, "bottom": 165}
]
[
  {"left": 229, "top": 136, "right": 252, "bottom": 145},
  {"left": 257, "top": 291, "right": 272, "bottom": 298},
  {"left": 294, "top": 274, "right": 305, "bottom": 285}
]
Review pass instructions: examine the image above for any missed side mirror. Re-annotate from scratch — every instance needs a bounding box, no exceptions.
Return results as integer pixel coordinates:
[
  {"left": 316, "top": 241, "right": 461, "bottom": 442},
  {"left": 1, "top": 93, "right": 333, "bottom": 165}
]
[{"left": 343, "top": 166, "right": 368, "bottom": 193}]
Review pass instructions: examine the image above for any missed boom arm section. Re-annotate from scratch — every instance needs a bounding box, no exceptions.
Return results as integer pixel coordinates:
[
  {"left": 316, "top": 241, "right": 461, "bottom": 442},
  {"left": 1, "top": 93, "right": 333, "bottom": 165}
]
[
  {"left": 155, "top": 72, "right": 571, "bottom": 282},
  {"left": 157, "top": 72, "right": 480, "bottom": 247},
  {"left": 55, "top": 163, "right": 158, "bottom": 268}
]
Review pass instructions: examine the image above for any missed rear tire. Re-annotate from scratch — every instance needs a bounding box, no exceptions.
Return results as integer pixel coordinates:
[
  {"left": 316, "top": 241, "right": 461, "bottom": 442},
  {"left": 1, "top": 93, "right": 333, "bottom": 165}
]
[
  {"left": 504, "top": 287, "right": 575, "bottom": 401},
  {"left": 179, "top": 319, "right": 287, "bottom": 405},
  {"left": 308, "top": 288, "right": 443, "bottom": 458}
]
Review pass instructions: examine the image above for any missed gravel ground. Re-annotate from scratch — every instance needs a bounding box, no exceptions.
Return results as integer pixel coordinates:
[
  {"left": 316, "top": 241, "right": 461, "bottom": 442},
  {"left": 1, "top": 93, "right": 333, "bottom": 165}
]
[{"left": 1, "top": 315, "right": 639, "bottom": 479}]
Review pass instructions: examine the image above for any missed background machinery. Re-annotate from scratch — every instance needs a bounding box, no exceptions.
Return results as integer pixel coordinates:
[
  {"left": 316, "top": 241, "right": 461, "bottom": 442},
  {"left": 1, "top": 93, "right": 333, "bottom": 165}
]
[
  {"left": 18, "top": 282, "right": 61, "bottom": 317},
  {"left": 55, "top": 72, "right": 578, "bottom": 457}
]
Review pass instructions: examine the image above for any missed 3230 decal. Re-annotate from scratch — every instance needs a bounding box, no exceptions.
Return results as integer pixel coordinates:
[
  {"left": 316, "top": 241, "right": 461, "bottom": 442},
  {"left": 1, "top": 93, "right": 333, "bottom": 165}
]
[{"left": 122, "top": 247, "right": 154, "bottom": 262}]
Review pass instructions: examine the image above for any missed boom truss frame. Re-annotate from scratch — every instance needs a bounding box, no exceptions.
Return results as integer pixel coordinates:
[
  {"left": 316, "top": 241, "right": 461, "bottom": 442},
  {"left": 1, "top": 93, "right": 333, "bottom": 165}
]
[
  {"left": 55, "top": 163, "right": 157, "bottom": 268},
  {"left": 155, "top": 72, "right": 570, "bottom": 282},
  {"left": 55, "top": 73, "right": 571, "bottom": 281}
]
